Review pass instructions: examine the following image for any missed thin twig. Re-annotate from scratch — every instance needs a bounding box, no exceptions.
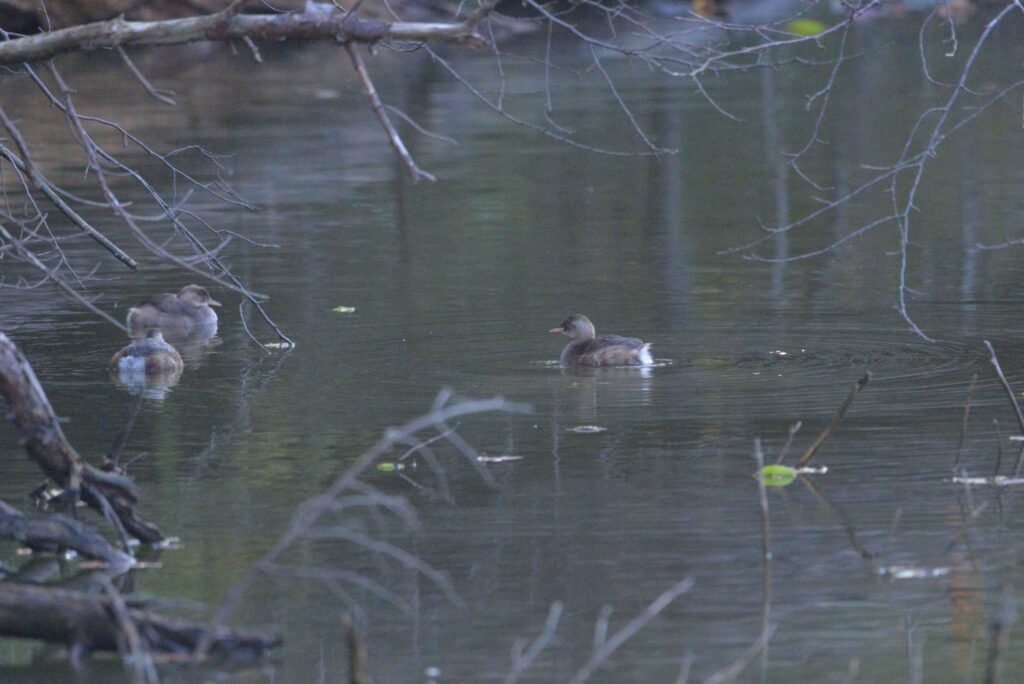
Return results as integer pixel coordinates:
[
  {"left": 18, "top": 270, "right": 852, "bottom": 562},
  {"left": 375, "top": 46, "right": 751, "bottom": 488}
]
[
  {"left": 116, "top": 46, "right": 176, "bottom": 105},
  {"left": 795, "top": 372, "right": 871, "bottom": 468},
  {"left": 954, "top": 374, "right": 977, "bottom": 470},
  {"left": 342, "top": 613, "right": 374, "bottom": 684},
  {"left": 701, "top": 626, "right": 776, "bottom": 684},
  {"left": 566, "top": 577, "right": 694, "bottom": 684},
  {"left": 344, "top": 43, "right": 435, "bottom": 183},
  {"left": 504, "top": 601, "right": 563, "bottom": 684},
  {"left": 775, "top": 421, "right": 801, "bottom": 465},
  {"left": 983, "top": 341, "right": 1024, "bottom": 437},
  {"left": 754, "top": 438, "right": 771, "bottom": 560},
  {"left": 984, "top": 585, "right": 1016, "bottom": 684}
]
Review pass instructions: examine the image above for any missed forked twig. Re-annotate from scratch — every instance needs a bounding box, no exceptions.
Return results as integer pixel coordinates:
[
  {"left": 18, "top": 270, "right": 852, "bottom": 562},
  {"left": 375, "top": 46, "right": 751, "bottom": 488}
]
[{"left": 566, "top": 577, "right": 694, "bottom": 684}]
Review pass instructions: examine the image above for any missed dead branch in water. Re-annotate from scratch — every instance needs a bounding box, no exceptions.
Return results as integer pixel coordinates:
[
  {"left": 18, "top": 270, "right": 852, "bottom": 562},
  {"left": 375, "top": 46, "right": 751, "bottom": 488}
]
[
  {"left": 0, "top": 583, "right": 279, "bottom": 662},
  {"left": 0, "top": 334, "right": 162, "bottom": 543},
  {"left": 795, "top": 372, "right": 871, "bottom": 468},
  {"left": 0, "top": 499, "right": 132, "bottom": 567}
]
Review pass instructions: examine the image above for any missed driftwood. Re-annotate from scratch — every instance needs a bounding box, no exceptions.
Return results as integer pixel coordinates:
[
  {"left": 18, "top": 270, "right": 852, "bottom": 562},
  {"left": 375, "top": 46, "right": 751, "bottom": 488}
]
[
  {"left": 0, "top": 333, "right": 163, "bottom": 543},
  {"left": 0, "top": 583, "right": 280, "bottom": 660},
  {"left": 0, "top": 499, "right": 132, "bottom": 567}
]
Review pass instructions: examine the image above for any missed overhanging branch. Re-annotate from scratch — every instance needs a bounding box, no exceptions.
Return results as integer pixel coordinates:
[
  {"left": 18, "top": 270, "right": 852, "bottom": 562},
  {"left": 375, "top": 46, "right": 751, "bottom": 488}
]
[{"left": 0, "top": 3, "right": 493, "bottom": 66}]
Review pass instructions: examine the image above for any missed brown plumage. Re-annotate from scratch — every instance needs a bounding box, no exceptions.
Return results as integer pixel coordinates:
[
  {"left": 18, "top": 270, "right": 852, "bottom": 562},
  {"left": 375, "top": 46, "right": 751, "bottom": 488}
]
[
  {"left": 549, "top": 314, "right": 653, "bottom": 367},
  {"left": 109, "top": 329, "right": 184, "bottom": 375},
  {"left": 126, "top": 284, "right": 221, "bottom": 335}
]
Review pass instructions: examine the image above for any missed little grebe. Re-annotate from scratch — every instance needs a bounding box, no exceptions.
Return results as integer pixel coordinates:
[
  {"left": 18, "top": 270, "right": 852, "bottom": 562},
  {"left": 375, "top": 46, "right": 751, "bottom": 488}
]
[
  {"left": 549, "top": 314, "right": 653, "bottom": 367},
  {"left": 109, "top": 329, "right": 184, "bottom": 375},
  {"left": 127, "top": 284, "right": 221, "bottom": 335}
]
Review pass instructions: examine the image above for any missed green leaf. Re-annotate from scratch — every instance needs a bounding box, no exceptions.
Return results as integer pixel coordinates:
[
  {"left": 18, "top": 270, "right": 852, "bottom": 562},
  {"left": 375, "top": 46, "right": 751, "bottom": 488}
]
[
  {"left": 787, "top": 19, "right": 827, "bottom": 36},
  {"left": 332, "top": 305, "right": 357, "bottom": 313},
  {"left": 760, "top": 464, "right": 797, "bottom": 487}
]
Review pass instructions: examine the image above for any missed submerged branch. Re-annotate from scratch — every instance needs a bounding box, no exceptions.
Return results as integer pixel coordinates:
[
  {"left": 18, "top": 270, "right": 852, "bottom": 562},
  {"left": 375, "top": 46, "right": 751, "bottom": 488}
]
[
  {"left": 0, "top": 498, "right": 132, "bottom": 567},
  {"left": 0, "top": 583, "right": 279, "bottom": 660}
]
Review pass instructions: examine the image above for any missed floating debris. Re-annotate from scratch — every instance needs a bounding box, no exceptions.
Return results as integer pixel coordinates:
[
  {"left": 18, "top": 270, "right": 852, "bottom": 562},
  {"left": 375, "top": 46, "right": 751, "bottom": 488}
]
[
  {"left": 477, "top": 455, "right": 524, "bottom": 463},
  {"left": 569, "top": 425, "right": 607, "bottom": 434},
  {"left": 877, "top": 565, "right": 950, "bottom": 580},
  {"left": 332, "top": 305, "right": 357, "bottom": 313},
  {"left": 759, "top": 465, "right": 828, "bottom": 487},
  {"left": 760, "top": 465, "right": 796, "bottom": 487},
  {"left": 952, "top": 475, "right": 1024, "bottom": 486}
]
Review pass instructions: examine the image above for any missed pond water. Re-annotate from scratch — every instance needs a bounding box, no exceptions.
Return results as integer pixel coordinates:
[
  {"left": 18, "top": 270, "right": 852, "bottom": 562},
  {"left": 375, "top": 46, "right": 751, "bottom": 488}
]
[{"left": 3, "top": 7, "right": 1024, "bottom": 683}]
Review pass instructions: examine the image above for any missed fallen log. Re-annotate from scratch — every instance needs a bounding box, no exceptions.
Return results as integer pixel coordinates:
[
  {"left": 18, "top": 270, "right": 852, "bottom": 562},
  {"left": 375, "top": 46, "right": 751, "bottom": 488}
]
[
  {"left": 0, "top": 333, "right": 163, "bottom": 543},
  {"left": 0, "top": 499, "right": 132, "bottom": 567},
  {"left": 0, "top": 583, "right": 280, "bottom": 660}
]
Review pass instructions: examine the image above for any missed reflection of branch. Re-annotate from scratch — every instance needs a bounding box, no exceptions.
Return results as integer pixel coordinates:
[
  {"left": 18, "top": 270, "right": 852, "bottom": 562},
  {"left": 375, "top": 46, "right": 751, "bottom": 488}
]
[
  {"left": 801, "top": 477, "right": 878, "bottom": 575},
  {"left": 0, "top": 4, "right": 493, "bottom": 66}
]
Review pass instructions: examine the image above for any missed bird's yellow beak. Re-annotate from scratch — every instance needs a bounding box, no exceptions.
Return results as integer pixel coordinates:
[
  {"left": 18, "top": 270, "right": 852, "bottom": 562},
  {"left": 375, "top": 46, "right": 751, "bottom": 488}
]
[
  {"left": 208, "top": 298, "right": 222, "bottom": 307},
  {"left": 548, "top": 327, "right": 563, "bottom": 334}
]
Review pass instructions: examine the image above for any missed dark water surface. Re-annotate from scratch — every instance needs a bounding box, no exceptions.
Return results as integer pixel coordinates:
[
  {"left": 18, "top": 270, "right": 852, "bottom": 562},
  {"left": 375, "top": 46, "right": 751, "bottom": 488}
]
[{"left": 3, "top": 11, "right": 1024, "bottom": 683}]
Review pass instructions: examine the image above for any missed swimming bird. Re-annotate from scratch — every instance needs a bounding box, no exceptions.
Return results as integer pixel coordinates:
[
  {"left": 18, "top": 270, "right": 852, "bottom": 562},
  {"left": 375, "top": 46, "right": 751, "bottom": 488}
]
[
  {"left": 109, "top": 329, "right": 184, "bottom": 375},
  {"left": 549, "top": 314, "right": 653, "bottom": 367},
  {"left": 126, "top": 284, "right": 221, "bottom": 335}
]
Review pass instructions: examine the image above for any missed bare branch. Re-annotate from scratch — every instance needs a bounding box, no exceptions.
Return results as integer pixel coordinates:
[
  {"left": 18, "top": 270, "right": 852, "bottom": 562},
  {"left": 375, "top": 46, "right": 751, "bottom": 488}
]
[
  {"left": 567, "top": 576, "right": 694, "bottom": 684},
  {"left": 345, "top": 42, "right": 436, "bottom": 183},
  {"left": 0, "top": 3, "right": 493, "bottom": 66}
]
